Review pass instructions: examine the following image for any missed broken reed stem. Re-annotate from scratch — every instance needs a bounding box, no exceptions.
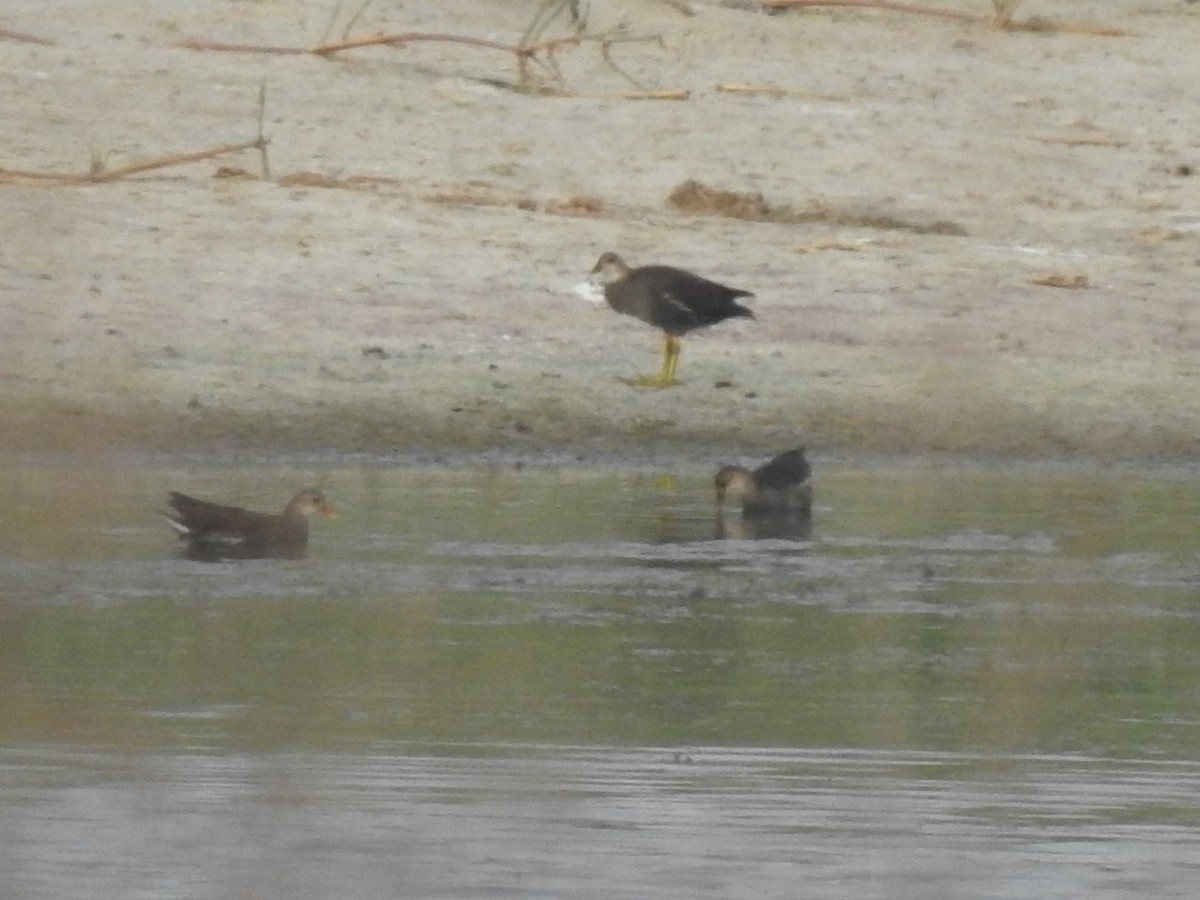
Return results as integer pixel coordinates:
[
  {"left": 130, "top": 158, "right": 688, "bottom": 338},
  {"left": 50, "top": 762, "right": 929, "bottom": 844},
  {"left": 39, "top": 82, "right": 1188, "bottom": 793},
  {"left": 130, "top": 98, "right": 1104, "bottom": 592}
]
[
  {"left": 520, "top": 0, "right": 584, "bottom": 47},
  {"left": 315, "top": 31, "right": 523, "bottom": 57},
  {"left": 562, "top": 89, "right": 689, "bottom": 100},
  {"left": 175, "top": 38, "right": 312, "bottom": 55},
  {"left": 761, "top": 0, "right": 1130, "bottom": 34},
  {"left": 256, "top": 82, "right": 271, "bottom": 179},
  {"left": 85, "top": 138, "right": 269, "bottom": 182},
  {"left": 178, "top": 30, "right": 658, "bottom": 89},
  {"left": 180, "top": 24, "right": 671, "bottom": 95},
  {"left": 762, "top": 0, "right": 977, "bottom": 21},
  {"left": 599, "top": 39, "right": 646, "bottom": 90},
  {"left": 177, "top": 32, "right": 524, "bottom": 57},
  {"left": 0, "top": 26, "right": 54, "bottom": 45},
  {"left": 716, "top": 82, "right": 850, "bottom": 101},
  {"left": 0, "top": 137, "right": 269, "bottom": 185}
]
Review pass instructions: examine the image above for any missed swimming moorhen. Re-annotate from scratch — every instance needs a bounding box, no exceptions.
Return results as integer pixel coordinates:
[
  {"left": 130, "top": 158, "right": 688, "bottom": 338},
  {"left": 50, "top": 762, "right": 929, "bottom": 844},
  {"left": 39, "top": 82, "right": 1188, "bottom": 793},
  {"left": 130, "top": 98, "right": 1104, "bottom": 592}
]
[
  {"left": 714, "top": 447, "right": 812, "bottom": 516},
  {"left": 163, "top": 488, "right": 334, "bottom": 560}
]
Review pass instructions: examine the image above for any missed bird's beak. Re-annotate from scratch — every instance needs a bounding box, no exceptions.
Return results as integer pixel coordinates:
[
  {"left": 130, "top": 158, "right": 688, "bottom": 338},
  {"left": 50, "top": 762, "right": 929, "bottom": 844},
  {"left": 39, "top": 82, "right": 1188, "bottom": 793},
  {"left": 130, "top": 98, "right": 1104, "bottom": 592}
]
[{"left": 319, "top": 503, "right": 337, "bottom": 519}]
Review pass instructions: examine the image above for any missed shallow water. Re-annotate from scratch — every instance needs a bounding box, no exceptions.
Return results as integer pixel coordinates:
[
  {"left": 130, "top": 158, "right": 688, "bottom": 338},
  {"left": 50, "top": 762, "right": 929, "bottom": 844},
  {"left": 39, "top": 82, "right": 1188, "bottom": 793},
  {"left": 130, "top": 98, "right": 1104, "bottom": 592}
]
[{"left": 2, "top": 458, "right": 1200, "bottom": 899}]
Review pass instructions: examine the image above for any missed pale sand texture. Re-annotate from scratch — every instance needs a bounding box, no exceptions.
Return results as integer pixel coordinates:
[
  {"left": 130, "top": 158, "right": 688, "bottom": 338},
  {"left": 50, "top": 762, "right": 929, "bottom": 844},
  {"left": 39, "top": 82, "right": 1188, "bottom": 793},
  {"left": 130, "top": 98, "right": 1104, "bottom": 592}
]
[{"left": 2, "top": 0, "right": 1199, "bottom": 462}]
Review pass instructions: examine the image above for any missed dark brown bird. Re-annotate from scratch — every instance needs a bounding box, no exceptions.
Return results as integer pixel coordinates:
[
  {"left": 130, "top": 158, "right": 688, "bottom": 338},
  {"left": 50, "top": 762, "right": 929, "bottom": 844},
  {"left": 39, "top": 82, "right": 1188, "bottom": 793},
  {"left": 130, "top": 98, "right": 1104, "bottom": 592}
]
[
  {"left": 162, "top": 489, "right": 335, "bottom": 560},
  {"left": 715, "top": 448, "right": 812, "bottom": 516},
  {"left": 589, "top": 252, "right": 754, "bottom": 387}
]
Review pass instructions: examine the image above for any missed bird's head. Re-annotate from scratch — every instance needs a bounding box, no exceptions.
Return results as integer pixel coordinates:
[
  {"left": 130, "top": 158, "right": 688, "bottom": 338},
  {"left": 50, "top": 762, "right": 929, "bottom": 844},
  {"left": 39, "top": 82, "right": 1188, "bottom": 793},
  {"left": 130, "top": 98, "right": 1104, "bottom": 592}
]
[
  {"left": 590, "top": 251, "right": 631, "bottom": 285},
  {"left": 287, "top": 489, "right": 336, "bottom": 520},
  {"left": 714, "top": 466, "right": 753, "bottom": 507}
]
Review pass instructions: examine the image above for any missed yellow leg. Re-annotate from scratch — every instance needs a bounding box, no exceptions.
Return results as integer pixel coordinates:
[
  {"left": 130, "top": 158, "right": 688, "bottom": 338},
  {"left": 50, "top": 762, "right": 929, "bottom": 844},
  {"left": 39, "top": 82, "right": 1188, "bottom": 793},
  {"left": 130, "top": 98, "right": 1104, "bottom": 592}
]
[
  {"left": 623, "top": 334, "right": 683, "bottom": 388},
  {"left": 664, "top": 335, "right": 681, "bottom": 383}
]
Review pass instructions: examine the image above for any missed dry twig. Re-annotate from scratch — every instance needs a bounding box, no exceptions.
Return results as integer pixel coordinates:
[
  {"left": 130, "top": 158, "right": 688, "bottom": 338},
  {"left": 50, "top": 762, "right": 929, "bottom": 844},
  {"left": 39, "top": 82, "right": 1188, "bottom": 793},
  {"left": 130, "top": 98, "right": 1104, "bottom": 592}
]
[
  {"left": 764, "top": 0, "right": 977, "bottom": 21},
  {"left": 180, "top": 29, "right": 672, "bottom": 95},
  {"left": 761, "top": 0, "right": 1131, "bottom": 35},
  {"left": 0, "top": 137, "right": 269, "bottom": 185},
  {"left": 0, "top": 26, "right": 54, "bottom": 45},
  {"left": 520, "top": 0, "right": 585, "bottom": 48},
  {"left": 179, "top": 0, "right": 673, "bottom": 94},
  {"left": 0, "top": 85, "right": 271, "bottom": 185},
  {"left": 177, "top": 32, "right": 521, "bottom": 58},
  {"left": 559, "top": 89, "right": 689, "bottom": 100},
  {"left": 1033, "top": 133, "right": 1127, "bottom": 148},
  {"left": 716, "top": 82, "right": 850, "bottom": 102}
]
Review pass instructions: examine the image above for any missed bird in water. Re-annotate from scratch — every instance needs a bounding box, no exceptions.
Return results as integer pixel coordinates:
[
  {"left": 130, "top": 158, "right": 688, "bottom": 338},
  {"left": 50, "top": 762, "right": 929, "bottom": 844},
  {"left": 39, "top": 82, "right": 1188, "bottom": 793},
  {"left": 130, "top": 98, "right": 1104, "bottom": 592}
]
[
  {"left": 162, "top": 488, "right": 335, "bottom": 561},
  {"left": 714, "top": 508, "right": 812, "bottom": 541},
  {"left": 585, "top": 251, "right": 754, "bottom": 387},
  {"left": 714, "top": 447, "right": 813, "bottom": 516}
]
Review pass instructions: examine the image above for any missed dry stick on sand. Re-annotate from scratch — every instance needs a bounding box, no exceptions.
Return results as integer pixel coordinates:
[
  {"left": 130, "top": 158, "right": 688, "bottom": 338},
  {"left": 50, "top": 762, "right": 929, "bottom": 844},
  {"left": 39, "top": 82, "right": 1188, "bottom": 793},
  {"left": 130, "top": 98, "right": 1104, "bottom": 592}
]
[
  {"left": 520, "top": 0, "right": 584, "bottom": 48},
  {"left": 180, "top": 0, "right": 667, "bottom": 94},
  {"left": 0, "top": 85, "right": 271, "bottom": 185},
  {"left": 764, "top": 0, "right": 976, "bottom": 22},
  {"left": 180, "top": 0, "right": 652, "bottom": 94},
  {"left": 563, "top": 88, "right": 688, "bottom": 100},
  {"left": 0, "top": 137, "right": 268, "bottom": 185},
  {"left": 760, "top": 0, "right": 1130, "bottom": 35},
  {"left": 177, "top": 32, "right": 517, "bottom": 57},
  {"left": 178, "top": 31, "right": 574, "bottom": 86},
  {"left": 0, "top": 26, "right": 54, "bottom": 44},
  {"left": 717, "top": 81, "right": 850, "bottom": 102},
  {"left": 178, "top": 30, "right": 676, "bottom": 97},
  {"left": 516, "top": 0, "right": 667, "bottom": 92}
]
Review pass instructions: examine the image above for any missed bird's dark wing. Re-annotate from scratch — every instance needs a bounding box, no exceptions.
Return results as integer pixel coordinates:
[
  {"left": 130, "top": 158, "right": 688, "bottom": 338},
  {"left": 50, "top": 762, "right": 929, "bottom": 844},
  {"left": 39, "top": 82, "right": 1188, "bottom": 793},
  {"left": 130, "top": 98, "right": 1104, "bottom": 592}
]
[
  {"left": 167, "top": 492, "right": 274, "bottom": 538},
  {"left": 658, "top": 287, "right": 701, "bottom": 326},
  {"left": 753, "top": 449, "right": 810, "bottom": 490},
  {"left": 630, "top": 266, "right": 753, "bottom": 330}
]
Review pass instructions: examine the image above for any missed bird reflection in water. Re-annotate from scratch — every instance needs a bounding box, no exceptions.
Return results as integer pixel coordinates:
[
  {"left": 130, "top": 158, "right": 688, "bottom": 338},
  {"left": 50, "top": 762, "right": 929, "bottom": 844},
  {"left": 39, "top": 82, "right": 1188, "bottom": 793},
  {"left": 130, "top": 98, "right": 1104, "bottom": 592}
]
[{"left": 715, "top": 508, "right": 812, "bottom": 541}]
